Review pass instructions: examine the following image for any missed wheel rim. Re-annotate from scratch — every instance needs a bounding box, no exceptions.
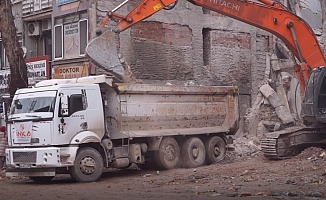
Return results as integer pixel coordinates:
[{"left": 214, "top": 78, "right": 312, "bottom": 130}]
[
  {"left": 213, "top": 145, "right": 221, "bottom": 157},
  {"left": 164, "top": 144, "right": 177, "bottom": 161},
  {"left": 80, "top": 156, "right": 96, "bottom": 174},
  {"left": 192, "top": 147, "right": 199, "bottom": 159}
]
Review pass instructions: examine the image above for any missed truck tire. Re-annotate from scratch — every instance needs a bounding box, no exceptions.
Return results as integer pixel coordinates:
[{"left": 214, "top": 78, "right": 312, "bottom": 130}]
[
  {"left": 29, "top": 176, "right": 54, "bottom": 182},
  {"left": 154, "top": 137, "right": 180, "bottom": 170},
  {"left": 205, "top": 136, "right": 226, "bottom": 164},
  {"left": 69, "top": 147, "right": 104, "bottom": 182},
  {"left": 181, "top": 137, "right": 206, "bottom": 168}
]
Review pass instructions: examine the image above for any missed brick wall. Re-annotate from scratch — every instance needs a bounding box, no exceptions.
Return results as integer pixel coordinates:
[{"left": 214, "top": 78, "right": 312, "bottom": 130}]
[
  {"left": 128, "top": 22, "right": 193, "bottom": 80},
  {"left": 205, "top": 30, "right": 252, "bottom": 93}
]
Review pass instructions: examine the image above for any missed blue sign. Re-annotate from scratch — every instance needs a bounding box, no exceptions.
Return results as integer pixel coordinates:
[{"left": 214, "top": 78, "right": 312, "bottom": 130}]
[{"left": 56, "top": 0, "right": 77, "bottom": 6}]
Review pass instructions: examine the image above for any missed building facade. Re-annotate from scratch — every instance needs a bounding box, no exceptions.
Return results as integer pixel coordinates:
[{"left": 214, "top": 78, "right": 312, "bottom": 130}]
[{"left": 0, "top": 0, "right": 325, "bottom": 117}]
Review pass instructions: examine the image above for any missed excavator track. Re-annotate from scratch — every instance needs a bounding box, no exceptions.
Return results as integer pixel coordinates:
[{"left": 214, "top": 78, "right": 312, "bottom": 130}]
[
  {"left": 261, "top": 126, "right": 326, "bottom": 160},
  {"left": 260, "top": 135, "right": 279, "bottom": 159}
]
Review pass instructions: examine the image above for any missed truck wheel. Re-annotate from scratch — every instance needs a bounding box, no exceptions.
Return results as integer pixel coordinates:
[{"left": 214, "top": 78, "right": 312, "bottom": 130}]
[
  {"left": 181, "top": 137, "right": 206, "bottom": 168},
  {"left": 154, "top": 137, "right": 180, "bottom": 170},
  {"left": 29, "top": 176, "right": 54, "bottom": 182},
  {"left": 69, "top": 147, "right": 104, "bottom": 182},
  {"left": 205, "top": 136, "right": 226, "bottom": 164}
]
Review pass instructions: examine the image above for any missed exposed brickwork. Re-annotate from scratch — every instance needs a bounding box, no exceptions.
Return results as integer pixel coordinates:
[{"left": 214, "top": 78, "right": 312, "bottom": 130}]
[
  {"left": 129, "top": 40, "right": 194, "bottom": 80},
  {"left": 211, "top": 31, "right": 251, "bottom": 50},
  {"left": 202, "top": 30, "right": 253, "bottom": 94},
  {"left": 131, "top": 22, "right": 192, "bottom": 46},
  {"left": 251, "top": 34, "right": 271, "bottom": 97},
  {"left": 129, "top": 22, "right": 194, "bottom": 80}
]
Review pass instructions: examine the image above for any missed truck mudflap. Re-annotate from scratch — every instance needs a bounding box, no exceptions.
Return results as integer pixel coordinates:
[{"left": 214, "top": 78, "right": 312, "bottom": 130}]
[
  {"left": 261, "top": 126, "right": 326, "bottom": 159},
  {"left": 6, "top": 167, "right": 55, "bottom": 177}
]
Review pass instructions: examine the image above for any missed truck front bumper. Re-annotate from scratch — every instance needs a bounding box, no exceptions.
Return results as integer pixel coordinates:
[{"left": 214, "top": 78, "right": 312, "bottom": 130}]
[
  {"left": 6, "top": 167, "right": 56, "bottom": 177},
  {"left": 5, "top": 146, "right": 78, "bottom": 177}
]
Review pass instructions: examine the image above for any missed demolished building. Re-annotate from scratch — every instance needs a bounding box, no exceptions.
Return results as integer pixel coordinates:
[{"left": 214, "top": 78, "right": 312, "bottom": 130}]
[{"left": 0, "top": 0, "right": 325, "bottom": 139}]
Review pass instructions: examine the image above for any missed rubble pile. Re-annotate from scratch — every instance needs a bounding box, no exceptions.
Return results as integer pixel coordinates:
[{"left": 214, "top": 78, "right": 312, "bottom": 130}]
[
  {"left": 228, "top": 136, "right": 261, "bottom": 158},
  {"left": 295, "top": 147, "right": 326, "bottom": 162}
]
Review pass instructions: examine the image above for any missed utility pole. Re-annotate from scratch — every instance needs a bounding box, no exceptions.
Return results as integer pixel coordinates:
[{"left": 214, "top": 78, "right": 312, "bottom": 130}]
[{"left": 0, "top": 0, "right": 28, "bottom": 98}]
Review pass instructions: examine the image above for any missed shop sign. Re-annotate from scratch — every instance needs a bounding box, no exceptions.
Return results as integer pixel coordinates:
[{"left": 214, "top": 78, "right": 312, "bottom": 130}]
[
  {"left": 53, "top": 65, "right": 88, "bottom": 79},
  {"left": 0, "top": 55, "right": 49, "bottom": 89}
]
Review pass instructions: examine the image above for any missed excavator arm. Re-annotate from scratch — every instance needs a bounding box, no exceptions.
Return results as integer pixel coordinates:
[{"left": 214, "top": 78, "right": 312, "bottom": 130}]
[{"left": 94, "top": 0, "right": 326, "bottom": 92}]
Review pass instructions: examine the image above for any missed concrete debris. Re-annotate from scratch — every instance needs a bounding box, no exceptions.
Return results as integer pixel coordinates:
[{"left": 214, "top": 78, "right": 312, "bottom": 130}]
[
  {"left": 259, "top": 84, "right": 294, "bottom": 125},
  {"left": 244, "top": 93, "right": 264, "bottom": 137},
  {"left": 142, "top": 174, "right": 152, "bottom": 177},
  {"left": 229, "top": 136, "right": 262, "bottom": 157}
]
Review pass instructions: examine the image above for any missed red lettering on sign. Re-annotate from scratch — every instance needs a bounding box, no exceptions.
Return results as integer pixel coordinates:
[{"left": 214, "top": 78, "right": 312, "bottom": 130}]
[
  {"left": 26, "top": 131, "right": 31, "bottom": 136},
  {"left": 16, "top": 131, "right": 26, "bottom": 137}
]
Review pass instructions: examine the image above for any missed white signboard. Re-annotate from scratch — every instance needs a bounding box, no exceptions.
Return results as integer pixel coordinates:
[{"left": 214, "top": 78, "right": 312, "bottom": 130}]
[
  {"left": 64, "top": 22, "right": 80, "bottom": 59},
  {"left": 27, "top": 59, "right": 47, "bottom": 78},
  {"left": 14, "top": 122, "right": 32, "bottom": 143},
  {"left": 0, "top": 56, "right": 49, "bottom": 89}
]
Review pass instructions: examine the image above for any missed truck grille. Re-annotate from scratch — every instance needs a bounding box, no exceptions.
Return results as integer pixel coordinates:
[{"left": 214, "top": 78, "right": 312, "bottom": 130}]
[{"left": 13, "top": 152, "right": 37, "bottom": 163}]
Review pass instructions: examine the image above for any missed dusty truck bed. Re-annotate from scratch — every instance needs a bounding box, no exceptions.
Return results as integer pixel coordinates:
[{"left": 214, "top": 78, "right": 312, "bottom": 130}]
[{"left": 102, "top": 83, "right": 239, "bottom": 139}]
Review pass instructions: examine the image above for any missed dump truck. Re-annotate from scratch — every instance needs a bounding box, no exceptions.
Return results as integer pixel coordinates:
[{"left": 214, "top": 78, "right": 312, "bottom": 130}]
[{"left": 5, "top": 75, "right": 239, "bottom": 182}]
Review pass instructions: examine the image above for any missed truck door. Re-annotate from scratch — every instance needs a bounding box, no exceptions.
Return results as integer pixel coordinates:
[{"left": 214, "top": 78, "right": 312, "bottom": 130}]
[{"left": 53, "top": 88, "right": 88, "bottom": 145}]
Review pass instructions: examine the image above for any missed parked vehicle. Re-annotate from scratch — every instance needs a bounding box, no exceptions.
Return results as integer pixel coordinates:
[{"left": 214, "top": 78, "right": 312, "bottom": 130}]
[{"left": 5, "top": 75, "right": 239, "bottom": 182}]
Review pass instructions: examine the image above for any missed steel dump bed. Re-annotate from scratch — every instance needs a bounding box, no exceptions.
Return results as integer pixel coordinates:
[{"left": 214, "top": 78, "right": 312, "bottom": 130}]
[{"left": 103, "top": 83, "right": 239, "bottom": 139}]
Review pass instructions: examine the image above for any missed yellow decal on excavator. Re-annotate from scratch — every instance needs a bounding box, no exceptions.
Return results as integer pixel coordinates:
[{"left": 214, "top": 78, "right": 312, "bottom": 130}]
[{"left": 153, "top": 3, "right": 162, "bottom": 11}]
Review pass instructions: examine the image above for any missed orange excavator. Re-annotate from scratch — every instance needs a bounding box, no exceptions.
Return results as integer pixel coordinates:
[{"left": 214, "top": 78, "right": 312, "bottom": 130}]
[{"left": 86, "top": 0, "right": 326, "bottom": 159}]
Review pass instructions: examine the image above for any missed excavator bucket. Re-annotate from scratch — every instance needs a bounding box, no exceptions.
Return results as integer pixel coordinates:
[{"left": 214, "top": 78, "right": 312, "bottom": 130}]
[{"left": 85, "top": 30, "right": 125, "bottom": 79}]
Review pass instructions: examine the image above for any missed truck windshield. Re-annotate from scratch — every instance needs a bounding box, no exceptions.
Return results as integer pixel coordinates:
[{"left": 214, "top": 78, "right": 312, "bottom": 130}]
[{"left": 10, "top": 91, "right": 57, "bottom": 115}]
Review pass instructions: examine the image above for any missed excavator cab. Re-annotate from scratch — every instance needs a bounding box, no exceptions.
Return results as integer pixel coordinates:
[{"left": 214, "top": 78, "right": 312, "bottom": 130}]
[{"left": 302, "top": 67, "right": 326, "bottom": 125}]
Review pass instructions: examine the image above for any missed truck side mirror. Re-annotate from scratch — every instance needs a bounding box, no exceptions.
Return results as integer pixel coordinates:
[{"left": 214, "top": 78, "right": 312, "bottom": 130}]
[{"left": 60, "top": 95, "right": 69, "bottom": 117}]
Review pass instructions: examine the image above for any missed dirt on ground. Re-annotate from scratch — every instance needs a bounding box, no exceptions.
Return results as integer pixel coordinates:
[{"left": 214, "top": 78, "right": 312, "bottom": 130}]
[{"left": 0, "top": 143, "right": 325, "bottom": 200}]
